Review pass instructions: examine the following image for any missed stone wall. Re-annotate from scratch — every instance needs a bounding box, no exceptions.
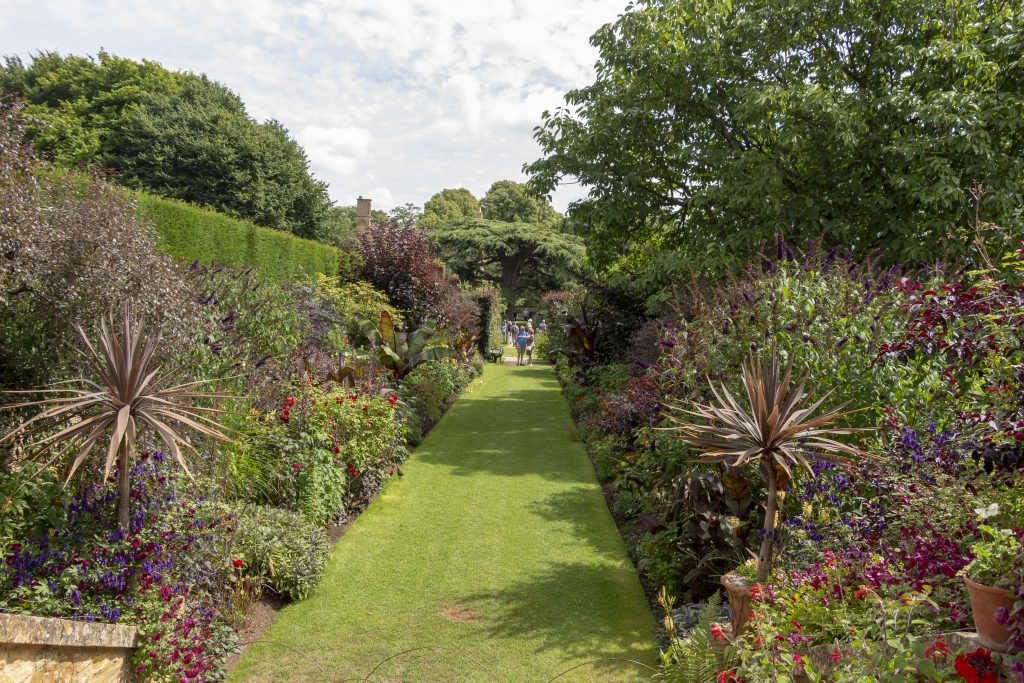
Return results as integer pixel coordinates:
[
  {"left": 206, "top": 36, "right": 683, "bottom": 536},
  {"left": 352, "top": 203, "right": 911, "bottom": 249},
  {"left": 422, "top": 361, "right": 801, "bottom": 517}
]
[{"left": 0, "top": 613, "right": 137, "bottom": 683}]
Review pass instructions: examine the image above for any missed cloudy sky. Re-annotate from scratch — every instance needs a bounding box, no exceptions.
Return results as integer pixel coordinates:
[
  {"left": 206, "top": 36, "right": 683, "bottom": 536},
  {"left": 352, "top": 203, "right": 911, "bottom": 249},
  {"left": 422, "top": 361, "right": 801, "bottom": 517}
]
[{"left": 0, "top": 0, "right": 628, "bottom": 211}]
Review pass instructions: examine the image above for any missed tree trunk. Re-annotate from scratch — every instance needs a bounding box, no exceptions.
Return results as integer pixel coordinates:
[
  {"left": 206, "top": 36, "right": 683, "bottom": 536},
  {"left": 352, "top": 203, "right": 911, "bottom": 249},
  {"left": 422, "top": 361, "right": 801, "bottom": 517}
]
[
  {"left": 757, "top": 459, "right": 778, "bottom": 583},
  {"left": 117, "top": 441, "right": 131, "bottom": 533}
]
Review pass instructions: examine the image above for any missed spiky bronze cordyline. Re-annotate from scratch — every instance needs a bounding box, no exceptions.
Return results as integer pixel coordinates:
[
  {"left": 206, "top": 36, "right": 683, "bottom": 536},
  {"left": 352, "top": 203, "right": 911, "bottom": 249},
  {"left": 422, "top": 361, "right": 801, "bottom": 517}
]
[
  {"left": 0, "top": 307, "right": 234, "bottom": 530},
  {"left": 664, "top": 346, "right": 869, "bottom": 582}
]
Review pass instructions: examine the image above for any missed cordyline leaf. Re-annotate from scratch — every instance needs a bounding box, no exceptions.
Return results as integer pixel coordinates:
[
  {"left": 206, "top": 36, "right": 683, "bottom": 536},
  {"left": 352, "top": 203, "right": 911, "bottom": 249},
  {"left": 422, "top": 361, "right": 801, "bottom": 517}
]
[
  {"left": 0, "top": 305, "right": 236, "bottom": 493},
  {"left": 663, "top": 345, "right": 874, "bottom": 476}
]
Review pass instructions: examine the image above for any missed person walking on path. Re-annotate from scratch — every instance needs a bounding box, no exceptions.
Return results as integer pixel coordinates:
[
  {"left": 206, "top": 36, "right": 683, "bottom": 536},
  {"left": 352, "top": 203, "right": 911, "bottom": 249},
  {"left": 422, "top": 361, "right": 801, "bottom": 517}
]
[
  {"left": 515, "top": 326, "right": 529, "bottom": 365},
  {"left": 525, "top": 328, "right": 535, "bottom": 366}
]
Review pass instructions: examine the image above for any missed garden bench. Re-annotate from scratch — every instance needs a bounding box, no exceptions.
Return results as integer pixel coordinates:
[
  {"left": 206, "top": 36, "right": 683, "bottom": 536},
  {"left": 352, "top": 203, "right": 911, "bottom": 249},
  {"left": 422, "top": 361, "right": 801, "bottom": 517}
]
[{"left": 486, "top": 347, "right": 504, "bottom": 363}]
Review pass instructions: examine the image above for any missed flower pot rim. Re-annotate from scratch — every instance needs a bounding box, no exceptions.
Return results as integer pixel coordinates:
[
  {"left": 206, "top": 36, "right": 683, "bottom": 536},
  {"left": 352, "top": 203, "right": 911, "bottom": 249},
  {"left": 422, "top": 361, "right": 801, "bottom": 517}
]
[
  {"left": 721, "top": 571, "right": 752, "bottom": 592},
  {"left": 963, "top": 575, "right": 1013, "bottom": 596}
]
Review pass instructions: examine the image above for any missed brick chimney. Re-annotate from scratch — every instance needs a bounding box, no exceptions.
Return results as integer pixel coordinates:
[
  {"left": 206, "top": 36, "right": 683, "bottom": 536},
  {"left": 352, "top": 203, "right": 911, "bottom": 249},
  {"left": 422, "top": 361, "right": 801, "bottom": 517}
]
[{"left": 356, "top": 196, "right": 372, "bottom": 233}]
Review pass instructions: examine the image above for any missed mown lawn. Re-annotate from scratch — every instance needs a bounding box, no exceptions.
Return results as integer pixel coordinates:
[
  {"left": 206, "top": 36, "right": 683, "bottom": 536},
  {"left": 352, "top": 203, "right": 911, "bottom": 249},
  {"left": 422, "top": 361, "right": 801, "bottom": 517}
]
[{"left": 229, "top": 359, "right": 656, "bottom": 683}]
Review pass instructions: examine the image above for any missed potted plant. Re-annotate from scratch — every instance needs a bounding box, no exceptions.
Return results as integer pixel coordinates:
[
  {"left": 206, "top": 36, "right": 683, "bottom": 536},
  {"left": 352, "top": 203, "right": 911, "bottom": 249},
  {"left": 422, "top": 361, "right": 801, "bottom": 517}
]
[
  {"left": 962, "top": 503, "right": 1024, "bottom": 652},
  {"left": 665, "top": 346, "right": 867, "bottom": 635}
]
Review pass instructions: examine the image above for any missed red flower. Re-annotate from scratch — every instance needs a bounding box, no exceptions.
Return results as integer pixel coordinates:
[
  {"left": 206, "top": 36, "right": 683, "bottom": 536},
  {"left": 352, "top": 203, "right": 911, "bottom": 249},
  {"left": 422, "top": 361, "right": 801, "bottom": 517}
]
[
  {"left": 332, "top": 444, "right": 340, "bottom": 454},
  {"left": 388, "top": 395, "right": 398, "bottom": 407},
  {"left": 389, "top": 467, "right": 395, "bottom": 476},
  {"left": 710, "top": 623, "right": 727, "bottom": 643},
  {"left": 290, "top": 462, "right": 302, "bottom": 473},
  {"left": 793, "top": 654, "right": 803, "bottom": 670},
  {"left": 830, "top": 650, "right": 842, "bottom": 663},
  {"left": 284, "top": 396, "right": 295, "bottom": 407},
  {"left": 348, "top": 463, "right": 358, "bottom": 478},
  {"left": 954, "top": 648, "right": 1000, "bottom": 682},
  {"left": 232, "top": 559, "right": 244, "bottom": 568},
  {"left": 362, "top": 405, "right": 368, "bottom": 412},
  {"left": 718, "top": 672, "right": 740, "bottom": 683},
  {"left": 925, "top": 637, "right": 951, "bottom": 664}
]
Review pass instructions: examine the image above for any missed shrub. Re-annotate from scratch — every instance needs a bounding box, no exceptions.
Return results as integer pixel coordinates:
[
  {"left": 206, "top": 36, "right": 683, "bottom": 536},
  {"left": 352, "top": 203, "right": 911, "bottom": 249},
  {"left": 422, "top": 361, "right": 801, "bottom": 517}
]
[
  {"left": 0, "top": 104, "right": 199, "bottom": 387},
  {"left": 231, "top": 385, "right": 401, "bottom": 526},
  {"left": 399, "top": 359, "right": 471, "bottom": 435},
  {"left": 308, "top": 274, "right": 400, "bottom": 348},
  {"left": 475, "top": 289, "right": 504, "bottom": 354},
  {"left": 139, "top": 193, "right": 344, "bottom": 280},
  {"left": 233, "top": 506, "right": 329, "bottom": 601},
  {"left": 358, "top": 222, "right": 448, "bottom": 323}
]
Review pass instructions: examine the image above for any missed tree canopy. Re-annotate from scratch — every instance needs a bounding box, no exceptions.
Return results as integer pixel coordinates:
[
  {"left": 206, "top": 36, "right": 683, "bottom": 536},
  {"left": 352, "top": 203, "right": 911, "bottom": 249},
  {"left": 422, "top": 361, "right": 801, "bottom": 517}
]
[
  {"left": 526, "top": 0, "right": 1024, "bottom": 276},
  {"left": 421, "top": 188, "right": 481, "bottom": 230},
  {"left": 480, "top": 179, "right": 559, "bottom": 225},
  {"left": 1, "top": 51, "right": 332, "bottom": 240},
  {"left": 429, "top": 184, "right": 584, "bottom": 316}
]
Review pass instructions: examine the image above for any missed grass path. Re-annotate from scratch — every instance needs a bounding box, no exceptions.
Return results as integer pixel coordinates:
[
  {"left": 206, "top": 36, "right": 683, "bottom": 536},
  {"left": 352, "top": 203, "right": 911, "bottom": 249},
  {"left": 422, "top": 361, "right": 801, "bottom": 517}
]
[{"left": 229, "top": 357, "right": 656, "bottom": 682}]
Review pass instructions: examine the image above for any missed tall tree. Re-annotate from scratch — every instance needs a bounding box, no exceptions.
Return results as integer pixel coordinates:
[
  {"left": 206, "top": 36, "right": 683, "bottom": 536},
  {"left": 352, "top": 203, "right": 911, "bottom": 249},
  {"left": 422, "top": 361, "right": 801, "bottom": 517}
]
[
  {"left": 421, "top": 188, "right": 481, "bottom": 230},
  {"left": 526, "top": 0, "right": 1024, "bottom": 276},
  {"left": 1, "top": 51, "right": 332, "bottom": 240},
  {"left": 480, "top": 179, "right": 559, "bottom": 225},
  {"left": 430, "top": 182, "right": 585, "bottom": 316}
]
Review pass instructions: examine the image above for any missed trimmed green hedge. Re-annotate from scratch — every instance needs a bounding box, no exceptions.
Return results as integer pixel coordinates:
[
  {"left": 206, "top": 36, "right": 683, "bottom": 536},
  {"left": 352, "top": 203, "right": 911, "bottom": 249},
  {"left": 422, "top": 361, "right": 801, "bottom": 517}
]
[
  {"left": 476, "top": 289, "right": 504, "bottom": 353},
  {"left": 138, "top": 193, "right": 342, "bottom": 280}
]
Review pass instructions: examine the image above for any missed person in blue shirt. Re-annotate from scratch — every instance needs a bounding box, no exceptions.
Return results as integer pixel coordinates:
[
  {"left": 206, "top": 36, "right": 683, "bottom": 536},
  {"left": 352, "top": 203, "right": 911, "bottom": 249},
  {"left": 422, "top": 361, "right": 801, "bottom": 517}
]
[{"left": 515, "top": 326, "right": 529, "bottom": 365}]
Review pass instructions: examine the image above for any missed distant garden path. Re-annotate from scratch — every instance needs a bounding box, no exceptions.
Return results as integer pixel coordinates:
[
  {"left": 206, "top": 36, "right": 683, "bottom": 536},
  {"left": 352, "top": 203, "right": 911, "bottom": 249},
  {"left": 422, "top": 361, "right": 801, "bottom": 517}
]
[{"left": 229, "top": 355, "right": 656, "bottom": 682}]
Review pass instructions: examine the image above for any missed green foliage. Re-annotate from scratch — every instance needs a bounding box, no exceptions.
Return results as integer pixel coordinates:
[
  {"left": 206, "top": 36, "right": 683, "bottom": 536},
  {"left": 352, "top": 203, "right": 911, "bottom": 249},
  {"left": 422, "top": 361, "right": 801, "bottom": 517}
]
[
  {"left": 230, "top": 386, "right": 401, "bottom": 526},
  {"left": 430, "top": 216, "right": 586, "bottom": 318},
  {"left": 531, "top": 330, "right": 550, "bottom": 363},
  {"left": 421, "top": 187, "right": 481, "bottom": 230},
  {"left": 234, "top": 505, "right": 329, "bottom": 601},
  {"left": 0, "top": 469, "right": 67, "bottom": 550},
  {"left": 398, "top": 359, "right": 473, "bottom": 434},
  {"left": 474, "top": 289, "right": 504, "bottom": 354},
  {"left": 655, "top": 592, "right": 735, "bottom": 683},
  {"left": 2, "top": 51, "right": 332, "bottom": 239},
  {"left": 527, "top": 0, "right": 1024, "bottom": 277},
  {"left": 310, "top": 275, "right": 400, "bottom": 348},
  {"left": 139, "top": 192, "right": 342, "bottom": 280},
  {"left": 1, "top": 51, "right": 179, "bottom": 164},
  {"left": 964, "top": 509, "right": 1024, "bottom": 587},
  {"left": 358, "top": 311, "right": 455, "bottom": 380},
  {"left": 480, "top": 180, "right": 560, "bottom": 226}
]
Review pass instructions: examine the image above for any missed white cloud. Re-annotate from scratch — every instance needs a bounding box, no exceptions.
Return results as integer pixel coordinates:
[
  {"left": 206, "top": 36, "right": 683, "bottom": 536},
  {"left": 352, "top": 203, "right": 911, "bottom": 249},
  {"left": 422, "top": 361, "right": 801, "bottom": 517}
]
[{"left": 0, "top": 0, "right": 628, "bottom": 211}]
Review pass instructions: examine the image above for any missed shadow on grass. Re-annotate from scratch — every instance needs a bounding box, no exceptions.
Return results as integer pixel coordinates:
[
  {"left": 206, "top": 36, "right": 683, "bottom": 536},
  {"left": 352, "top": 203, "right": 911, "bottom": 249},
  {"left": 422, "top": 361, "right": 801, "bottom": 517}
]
[
  {"left": 530, "top": 487, "right": 629, "bottom": 561},
  {"left": 414, "top": 379, "right": 591, "bottom": 482},
  {"left": 460, "top": 561, "right": 654, "bottom": 662}
]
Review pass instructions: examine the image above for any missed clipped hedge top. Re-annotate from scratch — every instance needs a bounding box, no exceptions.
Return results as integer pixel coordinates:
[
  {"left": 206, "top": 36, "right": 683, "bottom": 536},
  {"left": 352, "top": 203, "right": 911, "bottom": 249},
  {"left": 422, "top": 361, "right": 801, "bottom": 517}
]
[{"left": 138, "top": 192, "right": 342, "bottom": 281}]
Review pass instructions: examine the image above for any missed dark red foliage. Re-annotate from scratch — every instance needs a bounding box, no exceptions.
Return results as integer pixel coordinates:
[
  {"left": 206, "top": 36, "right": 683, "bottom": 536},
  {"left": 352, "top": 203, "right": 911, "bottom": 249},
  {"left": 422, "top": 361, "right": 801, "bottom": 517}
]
[
  {"left": 358, "top": 223, "right": 448, "bottom": 323},
  {"left": 595, "top": 375, "right": 663, "bottom": 435}
]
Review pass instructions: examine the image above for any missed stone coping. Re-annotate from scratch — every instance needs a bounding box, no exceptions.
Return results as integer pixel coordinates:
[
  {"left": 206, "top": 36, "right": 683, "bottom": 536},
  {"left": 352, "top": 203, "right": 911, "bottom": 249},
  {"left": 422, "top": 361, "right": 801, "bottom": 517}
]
[{"left": 0, "top": 613, "right": 136, "bottom": 649}]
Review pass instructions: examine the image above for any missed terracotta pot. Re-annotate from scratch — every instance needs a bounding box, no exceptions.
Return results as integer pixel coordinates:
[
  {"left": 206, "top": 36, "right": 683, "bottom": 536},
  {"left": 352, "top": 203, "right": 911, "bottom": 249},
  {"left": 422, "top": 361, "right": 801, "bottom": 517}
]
[
  {"left": 721, "top": 572, "right": 754, "bottom": 637},
  {"left": 964, "top": 576, "right": 1016, "bottom": 652}
]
